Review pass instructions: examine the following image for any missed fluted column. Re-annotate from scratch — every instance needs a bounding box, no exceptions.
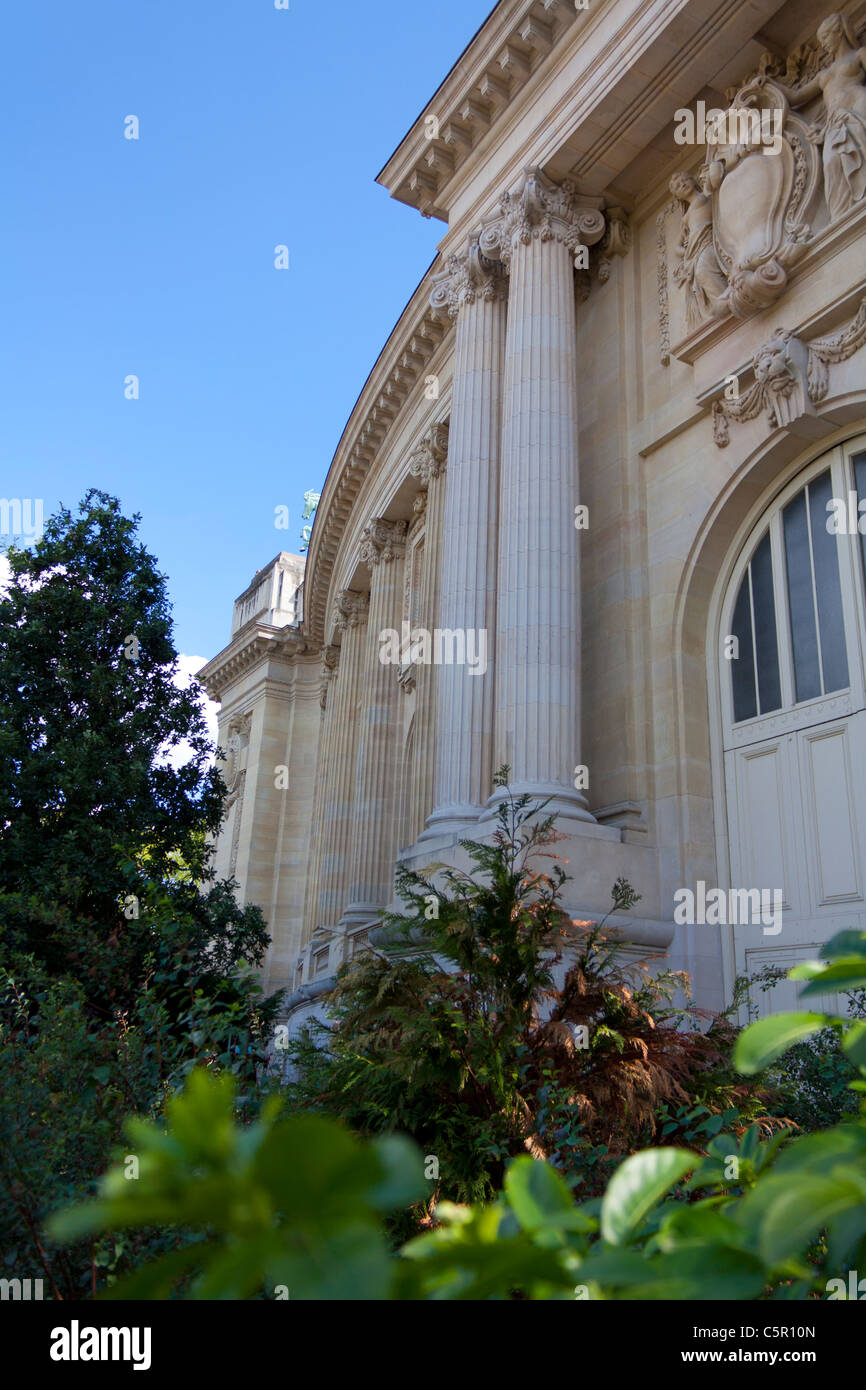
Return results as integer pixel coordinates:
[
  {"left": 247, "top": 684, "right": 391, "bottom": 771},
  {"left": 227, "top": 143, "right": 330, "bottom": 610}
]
[
  {"left": 422, "top": 240, "right": 508, "bottom": 835},
  {"left": 342, "top": 519, "right": 408, "bottom": 925},
  {"left": 407, "top": 424, "right": 448, "bottom": 842},
  {"left": 480, "top": 169, "right": 606, "bottom": 820},
  {"left": 316, "top": 591, "right": 369, "bottom": 929},
  {"left": 301, "top": 644, "right": 340, "bottom": 938}
]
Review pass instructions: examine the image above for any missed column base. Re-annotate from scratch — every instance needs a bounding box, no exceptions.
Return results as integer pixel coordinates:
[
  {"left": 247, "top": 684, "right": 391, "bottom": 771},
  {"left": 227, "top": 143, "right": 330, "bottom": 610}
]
[
  {"left": 339, "top": 903, "right": 386, "bottom": 930},
  {"left": 480, "top": 783, "right": 603, "bottom": 827},
  {"left": 417, "top": 803, "right": 484, "bottom": 841}
]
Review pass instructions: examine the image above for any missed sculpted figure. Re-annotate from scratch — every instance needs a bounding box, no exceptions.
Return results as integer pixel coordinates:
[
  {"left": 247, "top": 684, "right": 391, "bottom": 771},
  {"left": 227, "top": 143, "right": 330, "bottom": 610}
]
[
  {"left": 766, "top": 14, "right": 866, "bottom": 219},
  {"left": 669, "top": 170, "right": 728, "bottom": 328}
]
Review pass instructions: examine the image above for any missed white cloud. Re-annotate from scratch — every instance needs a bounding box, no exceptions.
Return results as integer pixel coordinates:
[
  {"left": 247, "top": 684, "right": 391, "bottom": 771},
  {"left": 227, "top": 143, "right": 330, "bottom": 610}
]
[{"left": 159, "top": 655, "right": 220, "bottom": 770}]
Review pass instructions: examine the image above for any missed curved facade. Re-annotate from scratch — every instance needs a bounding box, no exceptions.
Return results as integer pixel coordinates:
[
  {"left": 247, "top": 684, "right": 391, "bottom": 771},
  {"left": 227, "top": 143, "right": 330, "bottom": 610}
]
[{"left": 200, "top": 0, "right": 866, "bottom": 1026}]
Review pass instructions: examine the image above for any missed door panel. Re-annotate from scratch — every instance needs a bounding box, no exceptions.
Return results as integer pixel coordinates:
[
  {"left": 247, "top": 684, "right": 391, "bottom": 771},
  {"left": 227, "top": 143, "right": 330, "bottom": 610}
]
[{"left": 799, "top": 719, "right": 863, "bottom": 907}]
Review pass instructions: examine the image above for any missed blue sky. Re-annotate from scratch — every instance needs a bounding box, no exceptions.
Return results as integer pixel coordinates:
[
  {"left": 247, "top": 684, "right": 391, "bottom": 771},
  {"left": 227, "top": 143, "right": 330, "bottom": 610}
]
[{"left": 0, "top": 0, "right": 493, "bottom": 660}]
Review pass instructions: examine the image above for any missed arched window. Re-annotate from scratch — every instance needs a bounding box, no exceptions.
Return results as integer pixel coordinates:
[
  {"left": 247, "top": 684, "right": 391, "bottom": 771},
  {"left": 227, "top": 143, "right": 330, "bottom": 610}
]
[
  {"left": 725, "top": 443, "right": 866, "bottom": 738},
  {"left": 719, "top": 436, "right": 866, "bottom": 1017}
]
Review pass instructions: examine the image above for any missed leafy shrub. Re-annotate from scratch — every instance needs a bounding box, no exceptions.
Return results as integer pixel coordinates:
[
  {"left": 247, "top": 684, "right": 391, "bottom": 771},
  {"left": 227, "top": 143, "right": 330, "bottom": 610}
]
[
  {"left": 0, "top": 908, "right": 278, "bottom": 1299},
  {"left": 49, "top": 1070, "right": 425, "bottom": 1301},
  {"left": 49, "top": 928, "right": 866, "bottom": 1301},
  {"left": 285, "top": 772, "right": 777, "bottom": 1203}
]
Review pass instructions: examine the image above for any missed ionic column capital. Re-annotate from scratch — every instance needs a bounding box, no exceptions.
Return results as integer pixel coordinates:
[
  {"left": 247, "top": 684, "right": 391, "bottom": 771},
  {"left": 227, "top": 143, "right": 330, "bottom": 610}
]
[
  {"left": 430, "top": 238, "right": 508, "bottom": 321},
  {"left": 408, "top": 421, "right": 450, "bottom": 487},
  {"left": 479, "top": 168, "right": 606, "bottom": 270},
  {"left": 332, "top": 590, "right": 369, "bottom": 632},
  {"left": 358, "top": 518, "right": 408, "bottom": 567}
]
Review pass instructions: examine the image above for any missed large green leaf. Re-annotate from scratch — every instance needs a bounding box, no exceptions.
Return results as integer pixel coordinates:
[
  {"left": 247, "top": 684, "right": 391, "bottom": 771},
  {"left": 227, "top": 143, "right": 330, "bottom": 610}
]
[
  {"left": 368, "top": 1135, "right": 426, "bottom": 1212},
  {"left": 600, "top": 1149, "right": 694, "bottom": 1246},
  {"left": 757, "top": 1173, "right": 866, "bottom": 1265},
  {"left": 625, "top": 1246, "right": 767, "bottom": 1302},
  {"left": 771, "top": 1124, "right": 866, "bottom": 1174},
  {"left": 842, "top": 1021, "right": 866, "bottom": 1071},
  {"left": 792, "top": 960, "right": 866, "bottom": 996},
  {"left": 99, "top": 1241, "right": 215, "bottom": 1301},
  {"left": 505, "top": 1157, "right": 579, "bottom": 1232},
  {"left": 734, "top": 1012, "right": 830, "bottom": 1074},
  {"left": 819, "top": 931, "right": 866, "bottom": 961}
]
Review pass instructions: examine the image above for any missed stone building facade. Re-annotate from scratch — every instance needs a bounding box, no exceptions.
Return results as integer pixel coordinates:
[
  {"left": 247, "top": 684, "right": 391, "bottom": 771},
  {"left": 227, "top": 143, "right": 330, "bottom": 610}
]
[{"left": 200, "top": 0, "right": 866, "bottom": 1028}]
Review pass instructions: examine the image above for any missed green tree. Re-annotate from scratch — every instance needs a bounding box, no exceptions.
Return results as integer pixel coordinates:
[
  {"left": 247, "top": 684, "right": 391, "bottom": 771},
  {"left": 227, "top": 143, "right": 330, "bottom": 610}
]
[
  {"left": 0, "top": 490, "right": 225, "bottom": 996},
  {"left": 0, "top": 492, "right": 278, "bottom": 1297}
]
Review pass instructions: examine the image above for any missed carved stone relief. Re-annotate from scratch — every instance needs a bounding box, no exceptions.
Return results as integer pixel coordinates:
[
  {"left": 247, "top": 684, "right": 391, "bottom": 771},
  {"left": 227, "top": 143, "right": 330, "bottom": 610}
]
[
  {"left": 358, "top": 518, "right": 409, "bottom": 567},
  {"left": 478, "top": 168, "right": 607, "bottom": 270},
  {"left": 224, "top": 711, "right": 252, "bottom": 808},
  {"left": 713, "top": 296, "right": 866, "bottom": 446},
  {"left": 224, "top": 711, "right": 252, "bottom": 879},
  {"left": 332, "top": 590, "right": 369, "bottom": 633},
  {"left": 407, "top": 422, "right": 450, "bottom": 487},
  {"left": 665, "top": 15, "right": 866, "bottom": 340},
  {"left": 319, "top": 645, "right": 339, "bottom": 711},
  {"left": 760, "top": 14, "right": 866, "bottom": 222}
]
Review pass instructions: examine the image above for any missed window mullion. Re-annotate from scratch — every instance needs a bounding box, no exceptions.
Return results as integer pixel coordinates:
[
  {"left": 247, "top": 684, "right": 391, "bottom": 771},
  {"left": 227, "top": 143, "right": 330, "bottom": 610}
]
[
  {"left": 803, "top": 483, "right": 826, "bottom": 697},
  {"left": 771, "top": 512, "right": 795, "bottom": 710}
]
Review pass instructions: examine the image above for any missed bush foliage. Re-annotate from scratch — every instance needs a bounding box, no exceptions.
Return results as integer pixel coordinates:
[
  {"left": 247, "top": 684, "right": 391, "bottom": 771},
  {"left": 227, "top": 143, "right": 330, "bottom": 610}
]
[
  {"left": 49, "top": 928, "right": 866, "bottom": 1300},
  {"left": 285, "top": 774, "right": 778, "bottom": 1205}
]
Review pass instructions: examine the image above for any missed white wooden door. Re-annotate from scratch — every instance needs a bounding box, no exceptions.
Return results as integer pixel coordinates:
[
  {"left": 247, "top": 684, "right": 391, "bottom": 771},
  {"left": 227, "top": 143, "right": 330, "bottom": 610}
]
[{"left": 721, "top": 438, "right": 866, "bottom": 1017}]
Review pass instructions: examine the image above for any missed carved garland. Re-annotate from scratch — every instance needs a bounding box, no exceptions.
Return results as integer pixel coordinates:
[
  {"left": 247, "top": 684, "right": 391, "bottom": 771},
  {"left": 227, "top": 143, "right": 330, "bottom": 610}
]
[
  {"left": 713, "top": 296, "right": 866, "bottom": 446},
  {"left": 656, "top": 198, "right": 679, "bottom": 366}
]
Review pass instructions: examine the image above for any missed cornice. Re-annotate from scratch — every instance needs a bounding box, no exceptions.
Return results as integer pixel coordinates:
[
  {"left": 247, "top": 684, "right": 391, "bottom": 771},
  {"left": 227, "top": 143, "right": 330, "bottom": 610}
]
[
  {"left": 379, "top": 0, "right": 805, "bottom": 237},
  {"left": 304, "top": 266, "right": 449, "bottom": 645},
  {"left": 377, "top": 0, "right": 589, "bottom": 221},
  {"left": 302, "top": 0, "right": 835, "bottom": 653},
  {"left": 198, "top": 623, "right": 315, "bottom": 703}
]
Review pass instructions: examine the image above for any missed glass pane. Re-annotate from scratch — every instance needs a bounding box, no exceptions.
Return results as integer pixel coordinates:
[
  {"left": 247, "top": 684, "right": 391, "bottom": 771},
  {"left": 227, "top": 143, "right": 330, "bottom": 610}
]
[
  {"left": 750, "top": 532, "right": 782, "bottom": 714},
  {"left": 731, "top": 569, "right": 757, "bottom": 722},
  {"left": 854, "top": 452, "right": 866, "bottom": 590},
  {"left": 808, "top": 470, "right": 848, "bottom": 694},
  {"left": 784, "top": 488, "right": 821, "bottom": 702}
]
